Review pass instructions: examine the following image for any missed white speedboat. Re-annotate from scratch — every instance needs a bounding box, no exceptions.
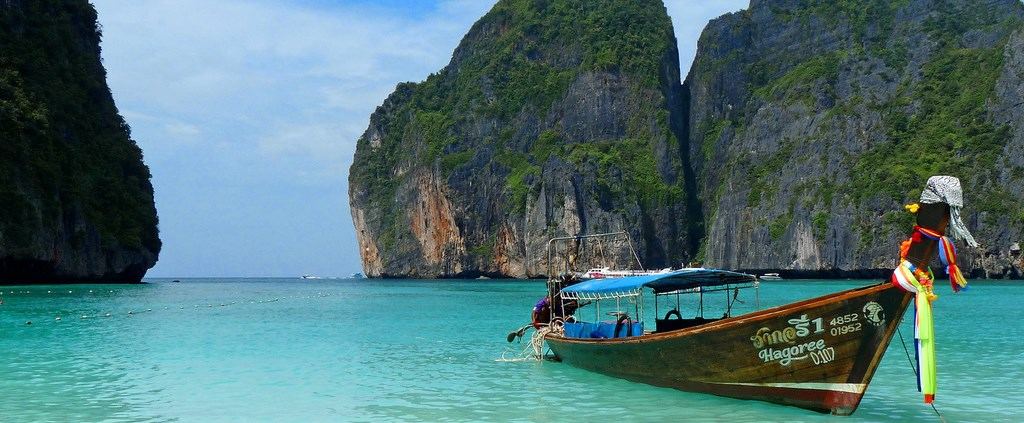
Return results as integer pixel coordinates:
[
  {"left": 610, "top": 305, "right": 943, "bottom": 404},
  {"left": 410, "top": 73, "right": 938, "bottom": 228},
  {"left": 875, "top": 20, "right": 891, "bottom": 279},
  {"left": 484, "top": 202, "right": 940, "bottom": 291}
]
[{"left": 581, "top": 266, "right": 673, "bottom": 279}]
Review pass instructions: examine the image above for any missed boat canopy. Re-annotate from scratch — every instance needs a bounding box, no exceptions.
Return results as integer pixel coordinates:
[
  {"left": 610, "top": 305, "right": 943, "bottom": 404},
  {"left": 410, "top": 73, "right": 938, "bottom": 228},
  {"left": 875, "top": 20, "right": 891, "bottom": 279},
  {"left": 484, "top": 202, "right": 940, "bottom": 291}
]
[{"left": 560, "top": 268, "right": 757, "bottom": 299}]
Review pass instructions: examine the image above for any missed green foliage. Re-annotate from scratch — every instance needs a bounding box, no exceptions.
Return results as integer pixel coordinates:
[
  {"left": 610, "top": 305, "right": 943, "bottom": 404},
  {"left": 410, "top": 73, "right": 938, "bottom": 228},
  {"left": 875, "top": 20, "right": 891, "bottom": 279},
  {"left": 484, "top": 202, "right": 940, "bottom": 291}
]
[
  {"left": 753, "top": 51, "right": 844, "bottom": 106},
  {"left": 0, "top": 2, "right": 160, "bottom": 253},
  {"left": 414, "top": 111, "right": 456, "bottom": 162},
  {"left": 496, "top": 150, "right": 540, "bottom": 212},
  {"left": 350, "top": 0, "right": 682, "bottom": 226},
  {"left": 566, "top": 139, "right": 682, "bottom": 208},
  {"left": 769, "top": 213, "right": 792, "bottom": 240},
  {"left": 701, "top": 119, "right": 730, "bottom": 163},
  {"left": 881, "top": 209, "right": 914, "bottom": 235},
  {"left": 441, "top": 150, "right": 474, "bottom": 175},
  {"left": 746, "top": 140, "right": 796, "bottom": 205},
  {"left": 816, "top": 180, "right": 837, "bottom": 207},
  {"left": 775, "top": 0, "right": 908, "bottom": 48},
  {"left": 532, "top": 129, "right": 564, "bottom": 163},
  {"left": 812, "top": 211, "right": 829, "bottom": 240},
  {"left": 468, "top": 239, "right": 495, "bottom": 258},
  {"left": 694, "top": 240, "right": 708, "bottom": 263},
  {"left": 849, "top": 45, "right": 1010, "bottom": 205}
]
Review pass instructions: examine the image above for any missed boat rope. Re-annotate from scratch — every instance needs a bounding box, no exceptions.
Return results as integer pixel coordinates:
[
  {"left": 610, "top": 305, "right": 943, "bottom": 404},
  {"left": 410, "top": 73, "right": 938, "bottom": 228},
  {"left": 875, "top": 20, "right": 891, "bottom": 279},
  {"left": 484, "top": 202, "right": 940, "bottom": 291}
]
[
  {"left": 930, "top": 403, "right": 947, "bottom": 423},
  {"left": 899, "top": 319, "right": 948, "bottom": 422},
  {"left": 897, "top": 323, "right": 919, "bottom": 377},
  {"left": 497, "top": 326, "right": 551, "bottom": 362}
]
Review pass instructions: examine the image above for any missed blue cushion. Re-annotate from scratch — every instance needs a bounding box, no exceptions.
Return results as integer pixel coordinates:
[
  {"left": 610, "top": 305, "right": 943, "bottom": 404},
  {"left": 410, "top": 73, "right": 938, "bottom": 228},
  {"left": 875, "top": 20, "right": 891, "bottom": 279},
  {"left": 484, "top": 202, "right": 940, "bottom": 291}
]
[{"left": 562, "top": 321, "right": 643, "bottom": 339}]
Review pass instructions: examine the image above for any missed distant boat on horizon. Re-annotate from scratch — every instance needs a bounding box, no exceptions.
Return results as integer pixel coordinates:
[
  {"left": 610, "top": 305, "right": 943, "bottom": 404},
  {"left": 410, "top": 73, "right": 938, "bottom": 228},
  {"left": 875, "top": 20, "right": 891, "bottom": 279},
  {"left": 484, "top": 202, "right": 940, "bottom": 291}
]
[
  {"left": 760, "top": 273, "right": 783, "bottom": 280},
  {"left": 300, "top": 274, "right": 321, "bottom": 280}
]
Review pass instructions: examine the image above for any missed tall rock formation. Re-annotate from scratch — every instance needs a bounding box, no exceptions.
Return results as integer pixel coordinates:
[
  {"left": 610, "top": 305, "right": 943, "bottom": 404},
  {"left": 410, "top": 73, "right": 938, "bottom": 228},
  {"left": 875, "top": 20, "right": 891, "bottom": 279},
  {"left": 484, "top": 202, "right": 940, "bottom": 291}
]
[
  {"left": 0, "top": 1, "right": 161, "bottom": 283},
  {"left": 349, "top": 0, "right": 697, "bottom": 277},
  {"left": 350, "top": 0, "right": 1024, "bottom": 278},
  {"left": 687, "top": 0, "right": 1024, "bottom": 278}
]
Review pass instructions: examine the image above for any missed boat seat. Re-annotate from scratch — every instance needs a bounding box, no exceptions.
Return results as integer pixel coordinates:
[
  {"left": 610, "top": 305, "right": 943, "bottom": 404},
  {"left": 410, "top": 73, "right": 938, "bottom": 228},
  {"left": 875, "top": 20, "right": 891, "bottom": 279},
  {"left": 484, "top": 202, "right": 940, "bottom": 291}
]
[
  {"left": 655, "top": 317, "right": 718, "bottom": 333},
  {"left": 563, "top": 321, "right": 644, "bottom": 339}
]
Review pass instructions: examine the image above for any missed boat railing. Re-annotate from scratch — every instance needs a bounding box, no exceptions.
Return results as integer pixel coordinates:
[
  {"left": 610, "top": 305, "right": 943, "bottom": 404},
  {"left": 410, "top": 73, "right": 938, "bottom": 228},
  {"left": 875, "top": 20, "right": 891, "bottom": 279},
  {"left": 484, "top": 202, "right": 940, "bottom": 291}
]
[
  {"left": 544, "top": 230, "right": 645, "bottom": 283},
  {"left": 559, "top": 289, "right": 642, "bottom": 301}
]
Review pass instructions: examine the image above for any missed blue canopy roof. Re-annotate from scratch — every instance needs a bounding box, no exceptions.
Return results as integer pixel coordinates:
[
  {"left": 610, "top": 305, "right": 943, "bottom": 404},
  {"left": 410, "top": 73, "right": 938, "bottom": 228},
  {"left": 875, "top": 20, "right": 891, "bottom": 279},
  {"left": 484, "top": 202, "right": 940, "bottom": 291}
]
[{"left": 560, "top": 268, "right": 757, "bottom": 296}]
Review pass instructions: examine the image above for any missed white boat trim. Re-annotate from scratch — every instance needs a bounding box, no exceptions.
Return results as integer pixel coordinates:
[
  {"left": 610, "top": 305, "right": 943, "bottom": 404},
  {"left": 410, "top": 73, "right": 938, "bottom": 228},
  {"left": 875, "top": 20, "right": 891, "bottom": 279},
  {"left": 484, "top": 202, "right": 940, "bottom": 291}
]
[{"left": 708, "top": 381, "right": 867, "bottom": 394}]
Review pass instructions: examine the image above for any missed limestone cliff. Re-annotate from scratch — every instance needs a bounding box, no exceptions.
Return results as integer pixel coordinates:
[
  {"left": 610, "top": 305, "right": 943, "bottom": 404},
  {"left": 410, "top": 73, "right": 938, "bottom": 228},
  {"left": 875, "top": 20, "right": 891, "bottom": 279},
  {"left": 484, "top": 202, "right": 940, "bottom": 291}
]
[
  {"left": 350, "top": 0, "right": 1024, "bottom": 278},
  {"left": 687, "top": 0, "right": 1024, "bottom": 278},
  {"left": 349, "top": 0, "right": 696, "bottom": 277},
  {"left": 0, "top": 1, "right": 160, "bottom": 283}
]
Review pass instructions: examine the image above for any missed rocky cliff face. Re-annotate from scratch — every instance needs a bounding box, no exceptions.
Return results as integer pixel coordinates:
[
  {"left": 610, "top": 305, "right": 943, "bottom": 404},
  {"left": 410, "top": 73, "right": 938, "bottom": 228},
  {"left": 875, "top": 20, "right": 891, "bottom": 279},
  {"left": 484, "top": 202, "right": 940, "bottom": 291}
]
[
  {"left": 349, "top": 0, "right": 697, "bottom": 277},
  {"left": 0, "top": 1, "right": 160, "bottom": 283},
  {"left": 351, "top": 0, "right": 1024, "bottom": 279},
  {"left": 688, "top": 0, "right": 1024, "bottom": 278}
]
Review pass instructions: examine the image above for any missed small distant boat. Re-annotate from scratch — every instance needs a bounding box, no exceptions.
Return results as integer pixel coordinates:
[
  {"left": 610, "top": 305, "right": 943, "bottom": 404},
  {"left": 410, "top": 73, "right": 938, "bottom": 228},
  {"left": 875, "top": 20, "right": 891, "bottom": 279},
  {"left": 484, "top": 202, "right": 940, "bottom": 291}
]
[
  {"left": 300, "top": 274, "right": 321, "bottom": 280},
  {"left": 760, "top": 273, "right": 783, "bottom": 280},
  {"left": 581, "top": 266, "right": 673, "bottom": 279}
]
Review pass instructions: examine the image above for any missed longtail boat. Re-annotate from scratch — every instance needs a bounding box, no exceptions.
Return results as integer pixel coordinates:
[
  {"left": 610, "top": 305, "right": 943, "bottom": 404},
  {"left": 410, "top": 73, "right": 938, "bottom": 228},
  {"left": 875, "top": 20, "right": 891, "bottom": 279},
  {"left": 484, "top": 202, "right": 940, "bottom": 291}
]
[{"left": 522, "top": 176, "right": 973, "bottom": 415}]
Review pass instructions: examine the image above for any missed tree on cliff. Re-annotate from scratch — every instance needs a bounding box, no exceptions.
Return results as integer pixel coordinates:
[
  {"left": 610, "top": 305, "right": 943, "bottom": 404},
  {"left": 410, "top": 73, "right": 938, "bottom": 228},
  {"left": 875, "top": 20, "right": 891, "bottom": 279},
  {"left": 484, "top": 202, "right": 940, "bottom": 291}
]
[{"left": 1, "top": 1, "right": 160, "bottom": 283}]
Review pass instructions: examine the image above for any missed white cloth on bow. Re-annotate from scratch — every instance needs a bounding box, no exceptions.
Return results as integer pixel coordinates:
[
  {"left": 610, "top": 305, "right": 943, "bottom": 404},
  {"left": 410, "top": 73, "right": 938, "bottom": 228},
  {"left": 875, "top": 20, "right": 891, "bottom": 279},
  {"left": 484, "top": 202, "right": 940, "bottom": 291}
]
[{"left": 919, "top": 176, "right": 979, "bottom": 247}]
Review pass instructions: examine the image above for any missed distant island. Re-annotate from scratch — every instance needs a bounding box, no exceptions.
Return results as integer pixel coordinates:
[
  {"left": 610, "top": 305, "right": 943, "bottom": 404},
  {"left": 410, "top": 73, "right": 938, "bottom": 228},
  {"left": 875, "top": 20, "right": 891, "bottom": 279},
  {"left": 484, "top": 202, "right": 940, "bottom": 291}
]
[
  {"left": 349, "top": 0, "right": 1024, "bottom": 279},
  {"left": 0, "top": 1, "right": 160, "bottom": 283}
]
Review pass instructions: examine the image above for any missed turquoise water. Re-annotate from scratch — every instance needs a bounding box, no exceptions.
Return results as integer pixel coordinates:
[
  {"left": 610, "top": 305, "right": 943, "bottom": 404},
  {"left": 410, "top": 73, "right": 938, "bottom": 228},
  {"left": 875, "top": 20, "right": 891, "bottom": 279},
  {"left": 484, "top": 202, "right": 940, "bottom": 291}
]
[{"left": 1, "top": 278, "right": 1021, "bottom": 422}]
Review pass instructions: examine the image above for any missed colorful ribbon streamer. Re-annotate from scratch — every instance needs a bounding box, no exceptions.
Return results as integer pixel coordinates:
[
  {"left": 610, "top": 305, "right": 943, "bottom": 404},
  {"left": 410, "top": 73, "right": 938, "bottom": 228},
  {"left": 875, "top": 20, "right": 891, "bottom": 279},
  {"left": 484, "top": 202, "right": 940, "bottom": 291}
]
[
  {"left": 891, "top": 225, "right": 969, "bottom": 404},
  {"left": 914, "top": 226, "right": 969, "bottom": 293},
  {"left": 891, "top": 260, "right": 937, "bottom": 403}
]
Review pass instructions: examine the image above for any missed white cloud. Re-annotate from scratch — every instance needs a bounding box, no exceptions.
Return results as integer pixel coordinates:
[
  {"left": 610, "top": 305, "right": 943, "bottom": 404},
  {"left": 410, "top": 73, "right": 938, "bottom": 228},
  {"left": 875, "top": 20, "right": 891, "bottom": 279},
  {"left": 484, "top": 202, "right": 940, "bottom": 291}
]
[
  {"left": 96, "top": 0, "right": 493, "bottom": 166},
  {"left": 91, "top": 0, "right": 748, "bottom": 276},
  {"left": 93, "top": 0, "right": 494, "bottom": 276},
  {"left": 164, "top": 121, "right": 201, "bottom": 137}
]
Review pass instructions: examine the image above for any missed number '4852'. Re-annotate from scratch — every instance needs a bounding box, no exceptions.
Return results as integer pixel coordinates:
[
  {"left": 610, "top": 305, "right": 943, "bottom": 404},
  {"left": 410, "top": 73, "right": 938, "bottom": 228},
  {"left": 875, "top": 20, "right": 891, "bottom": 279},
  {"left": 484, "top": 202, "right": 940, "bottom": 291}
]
[{"left": 830, "top": 313, "right": 858, "bottom": 326}]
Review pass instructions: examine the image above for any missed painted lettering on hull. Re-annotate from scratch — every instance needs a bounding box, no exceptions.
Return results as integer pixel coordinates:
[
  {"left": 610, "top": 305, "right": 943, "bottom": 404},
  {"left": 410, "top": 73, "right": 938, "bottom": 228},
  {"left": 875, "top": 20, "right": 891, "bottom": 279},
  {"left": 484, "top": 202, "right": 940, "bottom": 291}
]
[
  {"left": 749, "top": 302, "right": 888, "bottom": 367},
  {"left": 757, "top": 339, "right": 828, "bottom": 366}
]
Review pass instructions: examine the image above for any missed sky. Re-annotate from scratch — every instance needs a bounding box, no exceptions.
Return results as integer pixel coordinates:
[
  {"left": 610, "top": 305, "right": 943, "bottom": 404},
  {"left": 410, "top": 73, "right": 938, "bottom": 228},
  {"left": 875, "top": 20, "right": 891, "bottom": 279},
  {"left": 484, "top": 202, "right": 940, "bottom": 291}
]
[{"left": 92, "top": 0, "right": 749, "bottom": 278}]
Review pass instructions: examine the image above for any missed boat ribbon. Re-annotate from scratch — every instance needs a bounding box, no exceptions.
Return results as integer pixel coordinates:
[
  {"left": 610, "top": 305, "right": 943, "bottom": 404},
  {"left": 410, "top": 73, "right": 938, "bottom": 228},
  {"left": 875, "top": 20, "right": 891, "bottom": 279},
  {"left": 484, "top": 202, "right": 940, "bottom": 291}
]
[
  {"left": 891, "top": 260, "right": 937, "bottom": 403},
  {"left": 914, "top": 226, "right": 968, "bottom": 293},
  {"left": 891, "top": 176, "right": 975, "bottom": 404}
]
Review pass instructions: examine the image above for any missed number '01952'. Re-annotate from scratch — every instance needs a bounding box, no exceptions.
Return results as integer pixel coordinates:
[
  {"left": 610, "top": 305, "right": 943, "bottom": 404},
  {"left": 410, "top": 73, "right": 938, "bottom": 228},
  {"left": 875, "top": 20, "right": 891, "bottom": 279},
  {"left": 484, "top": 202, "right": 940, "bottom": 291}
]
[{"left": 829, "top": 313, "right": 862, "bottom": 336}]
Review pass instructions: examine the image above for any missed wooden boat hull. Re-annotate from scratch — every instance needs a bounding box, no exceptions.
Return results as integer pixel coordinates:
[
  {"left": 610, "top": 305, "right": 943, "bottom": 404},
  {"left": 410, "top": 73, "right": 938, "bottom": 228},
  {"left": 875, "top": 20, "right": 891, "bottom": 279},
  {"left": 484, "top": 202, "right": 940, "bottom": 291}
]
[{"left": 545, "top": 283, "right": 912, "bottom": 415}]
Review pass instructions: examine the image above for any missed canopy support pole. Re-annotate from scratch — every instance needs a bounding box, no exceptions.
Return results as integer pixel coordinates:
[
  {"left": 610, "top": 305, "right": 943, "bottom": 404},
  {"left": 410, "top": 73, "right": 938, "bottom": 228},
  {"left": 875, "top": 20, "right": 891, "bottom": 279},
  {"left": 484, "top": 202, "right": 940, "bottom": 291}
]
[{"left": 699, "top": 288, "right": 704, "bottom": 318}]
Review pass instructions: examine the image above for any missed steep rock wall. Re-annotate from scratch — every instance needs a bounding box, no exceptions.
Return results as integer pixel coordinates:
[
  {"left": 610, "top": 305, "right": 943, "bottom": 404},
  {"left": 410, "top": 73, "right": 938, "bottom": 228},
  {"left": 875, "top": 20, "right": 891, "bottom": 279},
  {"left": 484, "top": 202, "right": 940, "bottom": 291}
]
[
  {"left": 349, "top": 0, "right": 697, "bottom": 277},
  {"left": 686, "top": 0, "right": 1024, "bottom": 278},
  {"left": 351, "top": 0, "right": 1024, "bottom": 279},
  {"left": 0, "top": 1, "right": 160, "bottom": 283}
]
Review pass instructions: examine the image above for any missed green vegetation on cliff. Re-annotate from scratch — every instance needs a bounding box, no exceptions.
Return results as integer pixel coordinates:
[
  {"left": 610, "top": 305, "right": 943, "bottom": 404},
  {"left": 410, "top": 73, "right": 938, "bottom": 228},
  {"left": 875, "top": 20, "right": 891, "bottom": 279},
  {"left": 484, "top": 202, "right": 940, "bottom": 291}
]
[
  {"left": 350, "top": 0, "right": 688, "bottom": 272},
  {"left": 689, "top": 0, "right": 1024, "bottom": 275},
  {"left": 1, "top": 2, "right": 159, "bottom": 265}
]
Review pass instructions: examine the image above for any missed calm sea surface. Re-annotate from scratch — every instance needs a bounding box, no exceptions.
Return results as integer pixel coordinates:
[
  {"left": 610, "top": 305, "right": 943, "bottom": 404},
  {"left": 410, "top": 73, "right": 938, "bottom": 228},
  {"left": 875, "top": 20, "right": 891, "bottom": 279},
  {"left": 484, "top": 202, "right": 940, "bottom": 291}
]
[{"left": 1, "top": 278, "right": 1021, "bottom": 422}]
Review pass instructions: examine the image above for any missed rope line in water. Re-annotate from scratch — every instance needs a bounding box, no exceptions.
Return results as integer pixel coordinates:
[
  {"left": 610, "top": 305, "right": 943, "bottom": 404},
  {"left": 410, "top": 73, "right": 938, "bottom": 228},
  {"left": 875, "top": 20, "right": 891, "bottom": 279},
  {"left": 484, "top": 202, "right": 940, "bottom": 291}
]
[
  {"left": 897, "top": 323, "right": 919, "bottom": 377},
  {"left": 898, "top": 318, "right": 946, "bottom": 422},
  {"left": 3, "top": 289, "right": 337, "bottom": 327}
]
